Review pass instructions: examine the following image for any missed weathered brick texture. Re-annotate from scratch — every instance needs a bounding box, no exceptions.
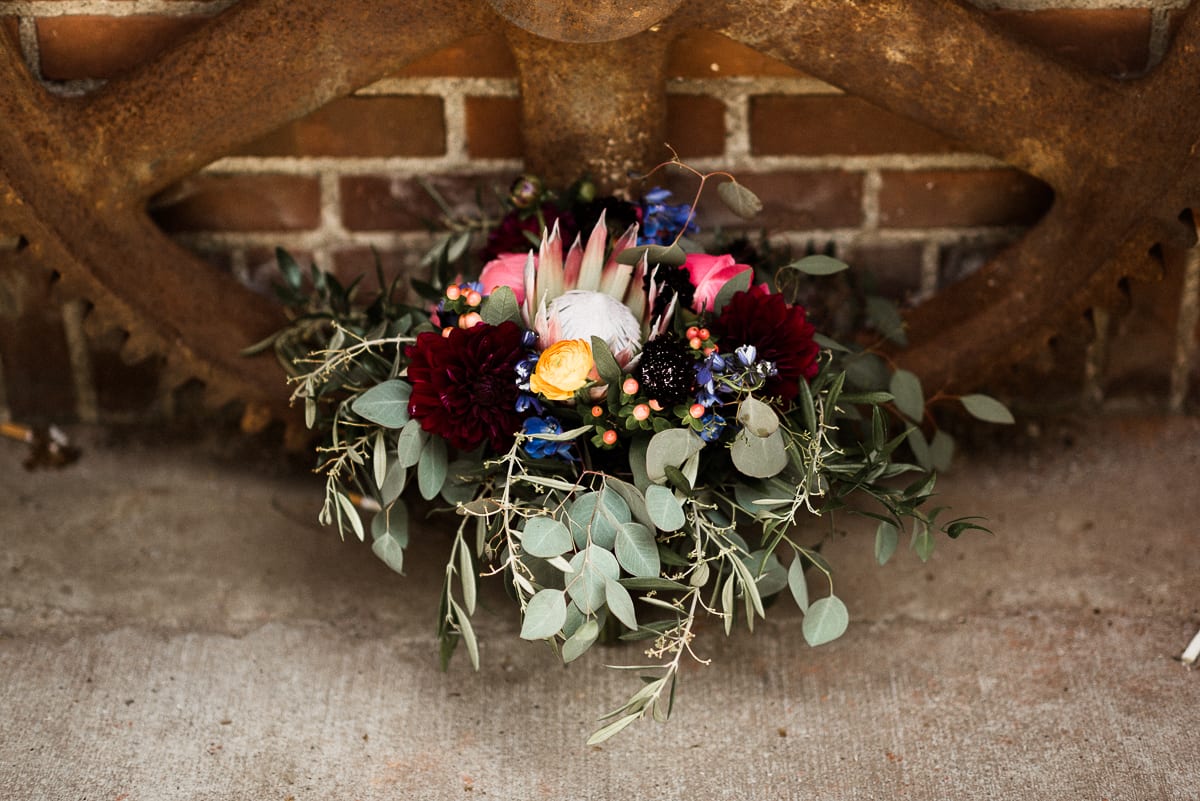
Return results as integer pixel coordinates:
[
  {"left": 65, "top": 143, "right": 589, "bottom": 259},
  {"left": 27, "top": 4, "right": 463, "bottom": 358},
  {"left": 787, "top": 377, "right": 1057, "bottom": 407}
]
[{"left": 0, "top": 0, "right": 1195, "bottom": 423}]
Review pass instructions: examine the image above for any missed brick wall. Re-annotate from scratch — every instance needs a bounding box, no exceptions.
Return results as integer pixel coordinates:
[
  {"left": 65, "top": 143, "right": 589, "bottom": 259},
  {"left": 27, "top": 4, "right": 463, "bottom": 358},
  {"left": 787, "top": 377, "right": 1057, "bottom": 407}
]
[{"left": 0, "top": 0, "right": 1197, "bottom": 426}]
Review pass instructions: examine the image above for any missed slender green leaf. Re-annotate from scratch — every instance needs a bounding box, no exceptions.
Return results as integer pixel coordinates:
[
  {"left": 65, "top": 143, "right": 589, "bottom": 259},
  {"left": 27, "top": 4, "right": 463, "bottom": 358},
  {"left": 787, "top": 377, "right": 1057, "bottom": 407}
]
[
  {"left": 616, "top": 243, "right": 686, "bottom": 267},
  {"left": 450, "top": 599, "right": 479, "bottom": 670},
  {"left": 587, "top": 712, "right": 641, "bottom": 745},
  {"left": 459, "top": 543, "right": 477, "bottom": 615},
  {"left": 335, "top": 492, "right": 365, "bottom": 541},
  {"left": 787, "top": 557, "right": 809, "bottom": 612}
]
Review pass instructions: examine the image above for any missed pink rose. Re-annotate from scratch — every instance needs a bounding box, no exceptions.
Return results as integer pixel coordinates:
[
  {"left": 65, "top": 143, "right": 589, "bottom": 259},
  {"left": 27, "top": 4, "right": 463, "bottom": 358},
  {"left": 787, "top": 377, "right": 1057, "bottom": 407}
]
[
  {"left": 479, "top": 252, "right": 532, "bottom": 306},
  {"left": 685, "top": 253, "right": 754, "bottom": 312}
]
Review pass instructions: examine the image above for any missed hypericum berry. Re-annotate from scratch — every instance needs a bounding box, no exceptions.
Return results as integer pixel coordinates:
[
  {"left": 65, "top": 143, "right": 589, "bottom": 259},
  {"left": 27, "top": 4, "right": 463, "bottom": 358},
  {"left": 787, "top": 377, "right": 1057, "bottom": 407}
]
[
  {"left": 648, "top": 399, "right": 664, "bottom": 412},
  {"left": 458, "top": 312, "right": 482, "bottom": 329},
  {"left": 466, "top": 290, "right": 483, "bottom": 307},
  {"left": 622, "top": 377, "right": 639, "bottom": 395},
  {"left": 689, "top": 403, "right": 706, "bottom": 419},
  {"left": 697, "top": 328, "right": 711, "bottom": 341},
  {"left": 590, "top": 405, "right": 604, "bottom": 418},
  {"left": 632, "top": 404, "right": 651, "bottom": 421},
  {"left": 688, "top": 336, "right": 703, "bottom": 350},
  {"left": 441, "top": 327, "right": 454, "bottom": 338},
  {"left": 686, "top": 326, "right": 700, "bottom": 340},
  {"left": 445, "top": 285, "right": 462, "bottom": 301},
  {"left": 602, "top": 429, "right": 618, "bottom": 445}
]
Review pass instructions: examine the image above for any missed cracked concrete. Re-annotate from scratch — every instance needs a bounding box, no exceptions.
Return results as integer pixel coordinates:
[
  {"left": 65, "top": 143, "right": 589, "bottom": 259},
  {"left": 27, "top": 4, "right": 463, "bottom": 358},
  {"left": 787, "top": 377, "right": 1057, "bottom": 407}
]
[{"left": 2, "top": 414, "right": 1199, "bottom": 799}]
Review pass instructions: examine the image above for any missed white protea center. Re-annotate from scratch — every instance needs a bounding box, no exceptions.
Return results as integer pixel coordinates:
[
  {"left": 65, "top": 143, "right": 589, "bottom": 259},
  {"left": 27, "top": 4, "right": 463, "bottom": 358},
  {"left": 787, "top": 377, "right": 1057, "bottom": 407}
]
[{"left": 535, "top": 290, "right": 642, "bottom": 367}]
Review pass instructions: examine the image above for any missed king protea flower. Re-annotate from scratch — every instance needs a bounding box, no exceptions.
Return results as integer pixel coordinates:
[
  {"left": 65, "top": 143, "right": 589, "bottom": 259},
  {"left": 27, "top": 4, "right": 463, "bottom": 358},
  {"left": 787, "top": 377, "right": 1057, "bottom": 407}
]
[{"left": 497, "top": 212, "right": 676, "bottom": 365}]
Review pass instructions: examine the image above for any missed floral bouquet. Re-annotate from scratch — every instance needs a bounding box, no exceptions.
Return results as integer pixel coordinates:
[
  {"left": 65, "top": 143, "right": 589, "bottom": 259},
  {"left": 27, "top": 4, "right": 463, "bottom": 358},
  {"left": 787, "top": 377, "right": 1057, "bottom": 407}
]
[{"left": 266, "top": 163, "right": 1008, "bottom": 743}]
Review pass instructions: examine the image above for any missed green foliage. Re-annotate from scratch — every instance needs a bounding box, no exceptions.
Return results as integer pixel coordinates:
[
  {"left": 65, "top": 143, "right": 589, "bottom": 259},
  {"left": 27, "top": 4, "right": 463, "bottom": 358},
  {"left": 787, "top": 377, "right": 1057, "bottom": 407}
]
[{"left": 716, "top": 180, "right": 763, "bottom": 219}]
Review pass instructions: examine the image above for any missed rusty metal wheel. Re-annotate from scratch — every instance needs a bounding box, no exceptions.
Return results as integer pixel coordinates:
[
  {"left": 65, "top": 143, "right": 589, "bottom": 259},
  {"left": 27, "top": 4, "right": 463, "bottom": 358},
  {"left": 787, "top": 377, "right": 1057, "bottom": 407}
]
[{"left": 1, "top": 0, "right": 1196, "bottom": 428}]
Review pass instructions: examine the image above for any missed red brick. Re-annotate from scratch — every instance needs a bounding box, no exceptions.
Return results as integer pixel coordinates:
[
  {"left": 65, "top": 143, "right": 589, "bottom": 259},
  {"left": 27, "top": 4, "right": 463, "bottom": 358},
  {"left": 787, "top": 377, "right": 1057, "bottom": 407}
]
[
  {"left": 396, "top": 33, "right": 516, "bottom": 78},
  {"left": 989, "top": 8, "right": 1151, "bottom": 76},
  {"left": 878, "top": 170, "right": 1052, "bottom": 229},
  {"left": 750, "top": 95, "right": 963, "bottom": 157},
  {"left": 666, "top": 94, "right": 725, "bottom": 158},
  {"left": 658, "top": 169, "right": 862, "bottom": 230},
  {"left": 667, "top": 30, "right": 806, "bottom": 78},
  {"left": 842, "top": 241, "right": 924, "bottom": 297},
  {"left": 332, "top": 248, "right": 423, "bottom": 305},
  {"left": 37, "top": 15, "right": 206, "bottom": 80},
  {"left": 340, "top": 174, "right": 495, "bottom": 232},
  {"left": 2, "top": 18, "right": 18, "bottom": 48},
  {"left": 938, "top": 241, "right": 1007, "bottom": 287},
  {"left": 237, "top": 97, "right": 446, "bottom": 159},
  {"left": 151, "top": 174, "right": 321, "bottom": 233},
  {"left": 465, "top": 97, "right": 522, "bottom": 160}
]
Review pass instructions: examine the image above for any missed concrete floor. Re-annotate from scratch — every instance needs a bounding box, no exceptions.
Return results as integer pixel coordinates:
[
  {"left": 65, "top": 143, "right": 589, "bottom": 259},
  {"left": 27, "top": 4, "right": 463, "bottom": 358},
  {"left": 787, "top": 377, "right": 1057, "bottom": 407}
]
[{"left": 1, "top": 414, "right": 1199, "bottom": 799}]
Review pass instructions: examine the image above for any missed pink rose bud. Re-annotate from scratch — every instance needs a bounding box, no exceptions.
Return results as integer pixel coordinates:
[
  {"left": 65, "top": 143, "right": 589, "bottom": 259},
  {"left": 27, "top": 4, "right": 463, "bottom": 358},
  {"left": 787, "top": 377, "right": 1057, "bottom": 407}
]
[
  {"left": 479, "top": 252, "right": 532, "bottom": 306},
  {"left": 684, "top": 253, "right": 754, "bottom": 313}
]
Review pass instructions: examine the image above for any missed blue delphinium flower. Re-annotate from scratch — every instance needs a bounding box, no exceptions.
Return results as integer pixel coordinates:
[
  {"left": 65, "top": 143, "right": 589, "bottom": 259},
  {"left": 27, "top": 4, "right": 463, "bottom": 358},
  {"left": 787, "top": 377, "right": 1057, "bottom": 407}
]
[
  {"left": 514, "top": 351, "right": 544, "bottom": 414},
  {"left": 639, "top": 187, "right": 697, "bottom": 245},
  {"left": 522, "top": 416, "right": 576, "bottom": 461},
  {"left": 697, "top": 410, "right": 727, "bottom": 443}
]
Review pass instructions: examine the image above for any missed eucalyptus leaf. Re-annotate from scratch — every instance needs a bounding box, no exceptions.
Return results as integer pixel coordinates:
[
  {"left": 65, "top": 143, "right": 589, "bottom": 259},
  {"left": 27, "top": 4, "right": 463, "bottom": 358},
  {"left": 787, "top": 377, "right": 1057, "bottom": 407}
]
[
  {"left": 784, "top": 254, "right": 850, "bottom": 276},
  {"left": 730, "top": 428, "right": 788, "bottom": 478},
  {"left": 604, "top": 577, "right": 638, "bottom": 630},
  {"left": 351, "top": 380, "right": 412, "bottom": 428},
  {"left": 566, "top": 546, "right": 621, "bottom": 614},
  {"left": 802, "top": 595, "right": 849, "bottom": 646},
  {"left": 567, "top": 489, "right": 630, "bottom": 550},
  {"left": 844, "top": 353, "right": 890, "bottom": 391},
  {"left": 717, "top": 180, "right": 763, "bottom": 219},
  {"left": 907, "top": 427, "right": 932, "bottom": 471},
  {"left": 875, "top": 520, "right": 899, "bottom": 566},
  {"left": 644, "top": 484, "right": 686, "bottom": 532},
  {"left": 396, "top": 419, "right": 427, "bottom": 468},
  {"left": 960, "top": 393, "right": 1015, "bottom": 424},
  {"left": 563, "top": 618, "right": 599, "bottom": 663},
  {"left": 889, "top": 369, "right": 925, "bottom": 421},
  {"left": 521, "top": 516, "right": 574, "bottom": 558},
  {"left": 520, "top": 588, "right": 567, "bottom": 641},
  {"left": 645, "top": 428, "right": 705, "bottom": 485},
  {"left": 380, "top": 461, "right": 408, "bottom": 506},
  {"left": 606, "top": 478, "right": 652, "bottom": 528},
  {"left": 417, "top": 435, "right": 447, "bottom": 500},
  {"left": 372, "top": 430, "right": 388, "bottom": 490},
  {"left": 865, "top": 296, "right": 907, "bottom": 346},
  {"left": 930, "top": 429, "right": 955, "bottom": 473},
  {"left": 371, "top": 501, "right": 408, "bottom": 546},
  {"left": 736, "top": 396, "right": 779, "bottom": 437},
  {"left": 614, "top": 522, "right": 661, "bottom": 578},
  {"left": 371, "top": 532, "right": 405, "bottom": 575}
]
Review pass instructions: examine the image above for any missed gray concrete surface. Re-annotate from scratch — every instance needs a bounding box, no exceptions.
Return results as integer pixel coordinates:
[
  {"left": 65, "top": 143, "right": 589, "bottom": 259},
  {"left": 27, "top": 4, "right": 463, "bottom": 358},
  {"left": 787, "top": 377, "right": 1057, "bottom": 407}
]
[{"left": 2, "top": 415, "right": 1199, "bottom": 799}]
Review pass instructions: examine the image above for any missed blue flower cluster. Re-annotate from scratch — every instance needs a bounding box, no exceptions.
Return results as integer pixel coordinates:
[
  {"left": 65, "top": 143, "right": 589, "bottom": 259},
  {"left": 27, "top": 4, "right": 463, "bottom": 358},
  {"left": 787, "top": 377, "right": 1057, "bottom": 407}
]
[
  {"left": 639, "top": 187, "right": 697, "bottom": 246},
  {"left": 691, "top": 345, "right": 780, "bottom": 442},
  {"left": 522, "top": 416, "right": 576, "bottom": 461},
  {"left": 513, "top": 337, "right": 543, "bottom": 415}
]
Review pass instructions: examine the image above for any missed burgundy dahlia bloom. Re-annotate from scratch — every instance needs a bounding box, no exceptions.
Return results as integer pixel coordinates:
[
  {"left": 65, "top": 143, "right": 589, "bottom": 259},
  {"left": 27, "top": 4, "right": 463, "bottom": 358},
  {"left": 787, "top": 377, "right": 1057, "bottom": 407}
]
[
  {"left": 405, "top": 321, "right": 527, "bottom": 452},
  {"left": 710, "top": 287, "right": 820, "bottom": 403}
]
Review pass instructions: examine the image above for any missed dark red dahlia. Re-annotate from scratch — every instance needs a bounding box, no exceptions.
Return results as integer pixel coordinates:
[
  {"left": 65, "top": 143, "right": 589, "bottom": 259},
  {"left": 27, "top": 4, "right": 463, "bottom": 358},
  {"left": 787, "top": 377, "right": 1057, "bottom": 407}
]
[
  {"left": 405, "top": 321, "right": 527, "bottom": 452},
  {"left": 709, "top": 286, "right": 820, "bottom": 403}
]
